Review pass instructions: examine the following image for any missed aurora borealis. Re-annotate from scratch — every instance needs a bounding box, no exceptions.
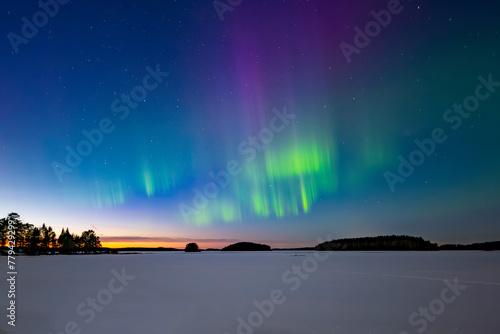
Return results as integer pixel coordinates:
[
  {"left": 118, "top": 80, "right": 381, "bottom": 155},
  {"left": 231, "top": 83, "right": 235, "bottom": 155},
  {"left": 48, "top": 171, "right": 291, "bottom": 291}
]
[{"left": 1, "top": 0, "right": 500, "bottom": 248}]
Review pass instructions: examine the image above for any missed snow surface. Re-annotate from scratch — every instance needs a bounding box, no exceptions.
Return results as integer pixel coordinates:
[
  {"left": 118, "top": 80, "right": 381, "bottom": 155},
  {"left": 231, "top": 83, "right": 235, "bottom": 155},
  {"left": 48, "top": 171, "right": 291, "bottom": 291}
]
[{"left": 2, "top": 251, "right": 500, "bottom": 334}]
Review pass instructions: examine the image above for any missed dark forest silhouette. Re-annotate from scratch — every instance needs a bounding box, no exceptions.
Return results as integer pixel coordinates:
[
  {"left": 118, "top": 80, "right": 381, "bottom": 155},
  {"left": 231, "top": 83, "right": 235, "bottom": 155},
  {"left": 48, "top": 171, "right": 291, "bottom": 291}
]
[
  {"left": 314, "top": 236, "right": 499, "bottom": 251},
  {"left": 315, "top": 235, "right": 438, "bottom": 251},
  {"left": 1, "top": 212, "right": 101, "bottom": 255}
]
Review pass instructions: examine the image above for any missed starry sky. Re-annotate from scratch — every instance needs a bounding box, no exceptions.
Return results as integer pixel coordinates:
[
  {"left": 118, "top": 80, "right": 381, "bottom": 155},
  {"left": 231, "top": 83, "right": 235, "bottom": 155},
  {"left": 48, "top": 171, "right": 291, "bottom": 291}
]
[{"left": 1, "top": 0, "right": 499, "bottom": 248}]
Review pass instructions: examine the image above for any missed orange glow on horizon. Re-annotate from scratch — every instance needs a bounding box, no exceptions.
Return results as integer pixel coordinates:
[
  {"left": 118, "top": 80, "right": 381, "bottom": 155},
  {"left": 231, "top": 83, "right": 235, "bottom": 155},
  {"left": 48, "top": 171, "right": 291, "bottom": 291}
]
[
  {"left": 101, "top": 241, "right": 187, "bottom": 249},
  {"left": 100, "top": 240, "right": 230, "bottom": 249}
]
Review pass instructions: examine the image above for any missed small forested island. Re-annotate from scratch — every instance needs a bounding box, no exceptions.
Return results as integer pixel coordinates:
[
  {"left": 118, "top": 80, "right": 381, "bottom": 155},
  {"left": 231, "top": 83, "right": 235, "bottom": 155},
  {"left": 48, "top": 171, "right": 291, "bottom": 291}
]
[
  {"left": 184, "top": 242, "right": 201, "bottom": 252},
  {"left": 222, "top": 242, "right": 271, "bottom": 251}
]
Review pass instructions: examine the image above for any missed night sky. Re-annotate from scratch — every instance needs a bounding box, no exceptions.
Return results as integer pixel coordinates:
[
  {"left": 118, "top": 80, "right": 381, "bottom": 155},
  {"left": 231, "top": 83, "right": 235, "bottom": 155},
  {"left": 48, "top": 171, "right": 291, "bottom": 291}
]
[{"left": 1, "top": 0, "right": 499, "bottom": 248}]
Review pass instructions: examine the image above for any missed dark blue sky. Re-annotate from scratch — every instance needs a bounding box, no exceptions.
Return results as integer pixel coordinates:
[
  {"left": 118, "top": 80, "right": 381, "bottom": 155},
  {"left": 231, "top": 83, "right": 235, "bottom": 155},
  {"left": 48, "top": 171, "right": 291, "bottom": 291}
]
[{"left": 1, "top": 0, "right": 499, "bottom": 248}]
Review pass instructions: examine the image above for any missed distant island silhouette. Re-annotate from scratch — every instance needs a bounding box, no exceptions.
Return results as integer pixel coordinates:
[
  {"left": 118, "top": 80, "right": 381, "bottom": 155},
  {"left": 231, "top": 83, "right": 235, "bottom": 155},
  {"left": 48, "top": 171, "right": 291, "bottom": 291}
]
[
  {"left": 1, "top": 212, "right": 499, "bottom": 255},
  {"left": 222, "top": 242, "right": 271, "bottom": 251}
]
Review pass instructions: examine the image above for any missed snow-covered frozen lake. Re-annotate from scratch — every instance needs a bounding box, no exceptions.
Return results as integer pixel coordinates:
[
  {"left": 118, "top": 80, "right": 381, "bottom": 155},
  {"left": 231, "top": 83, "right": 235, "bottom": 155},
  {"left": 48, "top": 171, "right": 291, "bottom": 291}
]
[{"left": 3, "top": 251, "right": 500, "bottom": 334}]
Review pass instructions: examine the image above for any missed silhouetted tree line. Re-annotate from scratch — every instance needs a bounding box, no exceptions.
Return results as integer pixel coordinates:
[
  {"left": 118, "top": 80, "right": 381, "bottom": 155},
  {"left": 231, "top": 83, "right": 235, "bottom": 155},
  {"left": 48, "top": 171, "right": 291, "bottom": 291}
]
[
  {"left": 439, "top": 241, "right": 500, "bottom": 251},
  {"left": 0, "top": 213, "right": 101, "bottom": 255},
  {"left": 315, "top": 235, "right": 438, "bottom": 251}
]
